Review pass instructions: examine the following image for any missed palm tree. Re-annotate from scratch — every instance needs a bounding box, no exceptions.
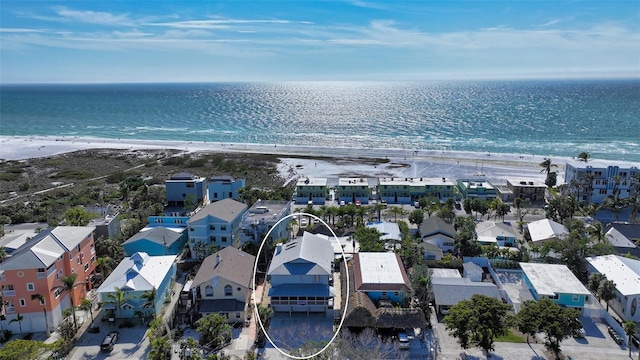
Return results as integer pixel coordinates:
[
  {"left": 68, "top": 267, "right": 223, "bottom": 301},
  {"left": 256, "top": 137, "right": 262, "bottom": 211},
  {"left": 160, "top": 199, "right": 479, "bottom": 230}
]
[
  {"left": 79, "top": 298, "right": 95, "bottom": 325},
  {"left": 141, "top": 287, "right": 157, "bottom": 317},
  {"left": 598, "top": 194, "right": 627, "bottom": 222},
  {"left": 539, "top": 158, "right": 557, "bottom": 176},
  {"left": 0, "top": 247, "right": 7, "bottom": 263},
  {"left": 9, "top": 313, "right": 23, "bottom": 334},
  {"left": 623, "top": 320, "right": 637, "bottom": 357},
  {"left": 106, "top": 287, "right": 132, "bottom": 319},
  {"left": 31, "top": 294, "right": 50, "bottom": 335},
  {"left": 577, "top": 151, "right": 591, "bottom": 162},
  {"left": 51, "top": 273, "right": 85, "bottom": 331},
  {"left": 148, "top": 336, "right": 172, "bottom": 360}
]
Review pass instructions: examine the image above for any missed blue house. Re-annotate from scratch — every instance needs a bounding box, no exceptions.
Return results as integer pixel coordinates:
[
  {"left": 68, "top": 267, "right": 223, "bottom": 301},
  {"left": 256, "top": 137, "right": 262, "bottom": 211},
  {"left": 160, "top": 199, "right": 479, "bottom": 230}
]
[
  {"left": 267, "top": 232, "right": 334, "bottom": 314},
  {"left": 208, "top": 176, "right": 246, "bottom": 202},
  {"left": 354, "top": 252, "right": 411, "bottom": 306},
  {"left": 96, "top": 252, "right": 177, "bottom": 319},
  {"left": 122, "top": 227, "right": 188, "bottom": 256},
  {"left": 520, "top": 262, "right": 591, "bottom": 312},
  {"left": 187, "top": 198, "right": 248, "bottom": 259},
  {"left": 165, "top": 172, "right": 207, "bottom": 208}
]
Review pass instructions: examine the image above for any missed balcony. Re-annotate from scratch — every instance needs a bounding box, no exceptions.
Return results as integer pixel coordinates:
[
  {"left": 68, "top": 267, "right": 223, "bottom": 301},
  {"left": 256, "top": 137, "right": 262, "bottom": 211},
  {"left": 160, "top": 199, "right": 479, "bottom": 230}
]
[{"left": 2, "top": 290, "right": 16, "bottom": 297}]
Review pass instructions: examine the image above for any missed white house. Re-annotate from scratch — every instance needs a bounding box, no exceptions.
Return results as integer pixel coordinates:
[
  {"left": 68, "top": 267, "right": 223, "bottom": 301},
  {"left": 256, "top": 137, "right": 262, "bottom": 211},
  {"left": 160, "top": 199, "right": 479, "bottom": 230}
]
[
  {"left": 527, "top": 219, "right": 568, "bottom": 244},
  {"left": 586, "top": 255, "right": 640, "bottom": 321}
]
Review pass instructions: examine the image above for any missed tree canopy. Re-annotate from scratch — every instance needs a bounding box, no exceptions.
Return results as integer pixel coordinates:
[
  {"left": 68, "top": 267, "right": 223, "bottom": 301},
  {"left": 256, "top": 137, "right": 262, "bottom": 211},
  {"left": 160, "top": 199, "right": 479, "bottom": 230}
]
[
  {"left": 443, "top": 294, "right": 512, "bottom": 355},
  {"left": 195, "top": 313, "right": 232, "bottom": 351},
  {"left": 0, "top": 339, "right": 51, "bottom": 360},
  {"left": 353, "top": 227, "right": 384, "bottom": 252}
]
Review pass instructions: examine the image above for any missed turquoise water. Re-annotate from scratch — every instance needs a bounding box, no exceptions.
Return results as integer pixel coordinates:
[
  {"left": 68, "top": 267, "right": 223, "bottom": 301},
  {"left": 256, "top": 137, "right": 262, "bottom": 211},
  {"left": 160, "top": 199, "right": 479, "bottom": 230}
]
[{"left": 1, "top": 80, "right": 639, "bottom": 162}]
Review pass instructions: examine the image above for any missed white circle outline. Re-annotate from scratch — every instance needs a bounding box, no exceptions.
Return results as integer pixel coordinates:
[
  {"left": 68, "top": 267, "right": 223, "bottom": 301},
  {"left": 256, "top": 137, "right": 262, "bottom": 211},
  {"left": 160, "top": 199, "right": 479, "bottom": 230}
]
[{"left": 251, "top": 212, "right": 350, "bottom": 359}]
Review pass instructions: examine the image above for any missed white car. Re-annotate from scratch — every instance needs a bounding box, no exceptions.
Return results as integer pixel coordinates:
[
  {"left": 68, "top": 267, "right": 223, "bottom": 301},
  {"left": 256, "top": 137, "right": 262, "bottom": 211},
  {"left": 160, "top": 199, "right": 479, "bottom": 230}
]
[{"left": 300, "top": 218, "right": 308, "bottom": 227}]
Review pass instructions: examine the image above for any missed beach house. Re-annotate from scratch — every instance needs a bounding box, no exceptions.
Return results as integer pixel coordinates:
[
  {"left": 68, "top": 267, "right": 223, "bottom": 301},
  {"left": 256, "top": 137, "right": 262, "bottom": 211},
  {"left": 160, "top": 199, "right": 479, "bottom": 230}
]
[
  {"left": 122, "top": 226, "right": 188, "bottom": 256},
  {"left": 294, "top": 178, "right": 328, "bottom": 205},
  {"left": 96, "top": 252, "right": 176, "bottom": 320},
  {"left": 187, "top": 199, "right": 247, "bottom": 258},
  {"left": 165, "top": 172, "right": 207, "bottom": 208},
  {"left": 519, "top": 262, "right": 591, "bottom": 313},
  {"left": 378, "top": 177, "right": 456, "bottom": 204},
  {"left": 191, "top": 247, "right": 256, "bottom": 323},
  {"left": 267, "top": 232, "right": 334, "bottom": 314},
  {"left": 239, "top": 200, "right": 291, "bottom": 245},
  {"left": 0, "top": 226, "right": 97, "bottom": 334},
  {"left": 353, "top": 252, "right": 411, "bottom": 306},
  {"left": 506, "top": 178, "right": 547, "bottom": 203},
  {"left": 419, "top": 216, "right": 456, "bottom": 253},
  {"left": 527, "top": 219, "right": 568, "bottom": 244},
  {"left": 431, "top": 267, "right": 500, "bottom": 315},
  {"left": 564, "top": 160, "right": 639, "bottom": 205},
  {"left": 475, "top": 221, "right": 518, "bottom": 247},
  {"left": 337, "top": 178, "right": 371, "bottom": 205},
  {"left": 586, "top": 255, "right": 640, "bottom": 321},
  {"left": 208, "top": 176, "right": 246, "bottom": 202},
  {"left": 603, "top": 227, "right": 640, "bottom": 258},
  {"left": 456, "top": 179, "right": 499, "bottom": 200}
]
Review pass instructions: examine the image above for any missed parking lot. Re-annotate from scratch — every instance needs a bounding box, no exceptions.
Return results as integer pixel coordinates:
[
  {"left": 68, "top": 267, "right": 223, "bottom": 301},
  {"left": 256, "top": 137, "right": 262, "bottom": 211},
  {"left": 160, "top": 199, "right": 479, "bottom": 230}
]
[{"left": 68, "top": 324, "right": 150, "bottom": 360}]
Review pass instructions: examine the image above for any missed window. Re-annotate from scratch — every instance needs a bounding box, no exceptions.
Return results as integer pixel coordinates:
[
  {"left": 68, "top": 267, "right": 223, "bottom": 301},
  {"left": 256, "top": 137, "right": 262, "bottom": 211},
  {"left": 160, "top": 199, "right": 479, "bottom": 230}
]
[
  {"left": 210, "top": 236, "right": 216, "bottom": 242},
  {"left": 76, "top": 244, "right": 81, "bottom": 252},
  {"left": 91, "top": 256, "right": 96, "bottom": 263},
  {"left": 26, "top": 283, "right": 35, "bottom": 291},
  {"left": 229, "top": 192, "right": 233, "bottom": 198},
  {"left": 54, "top": 288, "right": 62, "bottom": 298},
  {"left": 81, "top": 253, "right": 85, "bottom": 259},
  {"left": 381, "top": 292, "right": 387, "bottom": 296},
  {"left": 77, "top": 256, "right": 81, "bottom": 265},
  {"left": 599, "top": 189, "right": 607, "bottom": 194},
  {"left": 84, "top": 263, "right": 90, "bottom": 272},
  {"left": 190, "top": 227, "right": 195, "bottom": 232},
  {"left": 236, "top": 312, "right": 241, "bottom": 319},
  {"left": 69, "top": 253, "right": 72, "bottom": 260},
  {"left": 19, "top": 299, "right": 26, "bottom": 307},
  {"left": 224, "top": 285, "right": 232, "bottom": 296},
  {"left": 221, "top": 225, "right": 227, "bottom": 231},
  {"left": 394, "top": 292, "right": 400, "bottom": 296},
  {"left": 205, "top": 286, "right": 213, "bottom": 297},
  {"left": 572, "top": 294, "right": 580, "bottom": 302},
  {"left": 209, "top": 225, "right": 215, "bottom": 231},
  {"left": 5, "top": 301, "right": 14, "bottom": 313},
  {"left": 186, "top": 182, "right": 194, "bottom": 188},
  {"left": 214, "top": 192, "right": 218, "bottom": 199},
  {"left": 221, "top": 237, "right": 227, "bottom": 243}
]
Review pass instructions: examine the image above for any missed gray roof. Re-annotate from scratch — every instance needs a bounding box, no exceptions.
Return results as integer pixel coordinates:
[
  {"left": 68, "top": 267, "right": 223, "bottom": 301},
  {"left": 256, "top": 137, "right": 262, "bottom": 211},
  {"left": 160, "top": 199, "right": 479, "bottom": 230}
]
[
  {"left": 0, "top": 226, "right": 95, "bottom": 270},
  {"left": 475, "top": 221, "right": 518, "bottom": 239},
  {"left": 463, "top": 262, "right": 483, "bottom": 274},
  {"left": 419, "top": 216, "right": 456, "bottom": 238},
  {"left": 189, "top": 198, "right": 247, "bottom": 223},
  {"left": 123, "top": 227, "right": 184, "bottom": 247},
  {"left": 192, "top": 246, "right": 256, "bottom": 289},
  {"left": 609, "top": 223, "right": 640, "bottom": 241},
  {"left": 267, "top": 232, "right": 333, "bottom": 276},
  {"left": 432, "top": 277, "right": 500, "bottom": 306}
]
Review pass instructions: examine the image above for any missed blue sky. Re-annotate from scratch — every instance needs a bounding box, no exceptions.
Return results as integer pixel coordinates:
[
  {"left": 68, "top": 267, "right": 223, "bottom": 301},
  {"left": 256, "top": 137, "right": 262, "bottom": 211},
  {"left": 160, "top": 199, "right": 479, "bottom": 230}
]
[{"left": 1, "top": 1, "right": 639, "bottom": 83}]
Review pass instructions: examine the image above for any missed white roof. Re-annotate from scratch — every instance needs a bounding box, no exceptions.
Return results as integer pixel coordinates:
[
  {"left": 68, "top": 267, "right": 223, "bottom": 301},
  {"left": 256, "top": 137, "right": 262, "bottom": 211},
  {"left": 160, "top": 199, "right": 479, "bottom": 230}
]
[
  {"left": 605, "top": 228, "right": 637, "bottom": 248},
  {"left": 97, "top": 252, "right": 176, "bottom": 293},
  {"left": 507, "top": 178, "right": 546, "bottom": 188},
  {"left": 366, "top": 221, "right": 401, "bottom": 241},
  {"left": 528, "top": 219, "right": 568, "bottom": 243},
  {"left": 586, "top": 255, "right": 640, "bottom": 296},
  {"left": 338, "top": 178, "right": 369, "bottom": 186},
  {"left": 296, "top": 178, "right": 327, "bottom": 187},
  {"left": 431, "top": 268, "right": 462, "bottom": 278},
  {"left": 50, "top": 226, "right": 95, "bottom": 251},
  {"left": 378, "top": 177, "right": 455, "bottom": 186},
  {"left": 357, "top": 252, "right": 405, "bottom": 285},
  {"left": 519, "top": 262, "right": 590, "bottom": 296}
]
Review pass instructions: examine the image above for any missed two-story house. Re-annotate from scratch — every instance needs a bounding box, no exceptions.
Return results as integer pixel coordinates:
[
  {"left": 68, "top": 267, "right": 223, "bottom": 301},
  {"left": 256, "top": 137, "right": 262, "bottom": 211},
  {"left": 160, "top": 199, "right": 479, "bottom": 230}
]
[
  {"left": 419, "top": 216, "right": 457, "bottom": 253},
  {"left": 506, "top": 178, "right": 546, "bottom": 202},
  {"left": 122, "top": 226, "right": 188, "bottom": 256},
  {"left": 165, "top": 172, "right": 207, "bottom": 208},
  {"left": 0, "top": 226, "right": 97, "bottom": 334},
  {"left": 294, "top": 178, "right": 328, "bottom": 205},
  {"left": 337, "top": 178, "right": 370, "bottom": 205},
  {"left": 378, "top": 177, "right": 456, "bottom": 204},
  {"left": 267, "top": 232, "right": 334, "bottom": 314},
  {"left": 96, "top": 252, "right": 176, "bottom": 320},
  {"left": 239, "top": 200, "right": 291, "bottom": 245},
  {"left": 187, "top": 199, "right": 248, "bottom": 259},
  {"left": 456, "top": 179, "right": 498, "bottom": 200},
  {"left": 208, "top": 176, "right": 246, "bottom": 203},
  {"left": 191, "top": 247, "right": 256, "bottom": 323},
  {"left": 586, "top": 255, "right": 640, "bottom": 322}
]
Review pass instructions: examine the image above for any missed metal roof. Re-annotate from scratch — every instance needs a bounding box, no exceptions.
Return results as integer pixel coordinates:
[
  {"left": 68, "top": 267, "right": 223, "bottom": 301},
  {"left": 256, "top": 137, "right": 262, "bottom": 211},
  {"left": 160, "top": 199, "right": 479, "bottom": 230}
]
[
  {"left": 188, "top": 198, "right": 247, "bottom": 223},
  {"left": 267, "top": 232, "right": 333, "bottom": 276},
  {"left": 586, "top": 255, "right": 640, "bottom": 296}
]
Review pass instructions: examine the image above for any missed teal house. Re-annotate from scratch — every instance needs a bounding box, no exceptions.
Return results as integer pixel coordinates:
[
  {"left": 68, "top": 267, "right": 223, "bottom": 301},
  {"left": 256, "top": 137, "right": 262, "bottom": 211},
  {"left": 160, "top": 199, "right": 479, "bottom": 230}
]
[
  {"left": 96, "top": 252, "right": 177, "bottom": 319},
  {"left": 122, "top": 227, "right": 188, "bottom": 256},
  {"left": 519, "top": 262, "right": 590, "bottom": 312},
  {"left": 354, "top": 252, "right": 411, "bottom": 306}
]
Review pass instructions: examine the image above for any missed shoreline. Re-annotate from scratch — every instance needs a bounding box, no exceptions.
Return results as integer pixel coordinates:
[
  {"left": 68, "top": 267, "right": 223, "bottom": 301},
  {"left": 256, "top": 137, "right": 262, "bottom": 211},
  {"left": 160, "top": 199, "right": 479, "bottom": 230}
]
[{"left": 2, "top": 135, "right": 638, "bottom": 184}]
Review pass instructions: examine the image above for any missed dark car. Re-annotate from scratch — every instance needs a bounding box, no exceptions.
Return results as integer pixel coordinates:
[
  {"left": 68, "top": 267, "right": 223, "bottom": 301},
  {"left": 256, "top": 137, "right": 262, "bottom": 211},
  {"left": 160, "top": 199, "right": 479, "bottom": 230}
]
[{"left": 100, "top": 331, "right": 119, "bottom": 352}]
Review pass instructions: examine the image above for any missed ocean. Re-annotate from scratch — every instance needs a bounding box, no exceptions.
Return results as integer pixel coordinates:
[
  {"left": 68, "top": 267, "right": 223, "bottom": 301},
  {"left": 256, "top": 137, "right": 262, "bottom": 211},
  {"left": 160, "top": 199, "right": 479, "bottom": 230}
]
[{"left": 1, "top": 80, "right": 639, "bottom": 162}]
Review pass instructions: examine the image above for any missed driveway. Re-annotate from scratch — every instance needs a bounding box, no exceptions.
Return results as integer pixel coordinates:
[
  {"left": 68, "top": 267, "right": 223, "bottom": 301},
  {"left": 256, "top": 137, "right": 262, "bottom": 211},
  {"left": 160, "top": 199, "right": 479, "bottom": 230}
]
[{"left": 68, "top": 324, "right": 150, "bottom": 360}]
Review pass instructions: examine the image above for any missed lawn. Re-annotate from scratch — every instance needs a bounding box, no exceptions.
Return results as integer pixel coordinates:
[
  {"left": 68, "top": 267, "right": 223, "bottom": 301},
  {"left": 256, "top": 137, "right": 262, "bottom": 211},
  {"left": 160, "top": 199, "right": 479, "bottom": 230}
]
[{"left": 495, "top": 329, "right": 526, "bottom": 343}]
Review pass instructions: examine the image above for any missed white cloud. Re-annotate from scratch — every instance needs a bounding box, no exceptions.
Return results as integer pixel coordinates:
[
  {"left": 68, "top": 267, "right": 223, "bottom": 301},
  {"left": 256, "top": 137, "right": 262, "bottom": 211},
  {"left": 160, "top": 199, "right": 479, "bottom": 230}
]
[{"left": 53, "top": 7, "right": 133, "bottom": 26}]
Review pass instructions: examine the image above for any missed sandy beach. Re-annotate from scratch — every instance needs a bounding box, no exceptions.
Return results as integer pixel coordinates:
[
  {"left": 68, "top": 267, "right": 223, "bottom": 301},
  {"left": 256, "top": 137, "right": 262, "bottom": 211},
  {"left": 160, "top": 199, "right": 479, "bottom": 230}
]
[{"left": 2, "top": 135, "right": 638, "bottom": 185}]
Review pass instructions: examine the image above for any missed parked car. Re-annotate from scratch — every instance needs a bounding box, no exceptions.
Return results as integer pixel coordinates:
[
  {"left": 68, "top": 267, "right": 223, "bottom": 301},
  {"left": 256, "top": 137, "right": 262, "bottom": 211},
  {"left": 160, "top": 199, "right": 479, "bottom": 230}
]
[
  {"left": 397, "top": 331, "right": 410, "bottom": 350},
  {"left": 608, "top": 326, "right": 624, "bottom": 345},
  {"left": 573, "top": 318, "right": 586, "bottom": 338},
  {"left": 631, "top": 334, "right": 639, "bottom": 349},
  {"left": 100, "top": 331, "right": 119, "bottom": 352}
]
